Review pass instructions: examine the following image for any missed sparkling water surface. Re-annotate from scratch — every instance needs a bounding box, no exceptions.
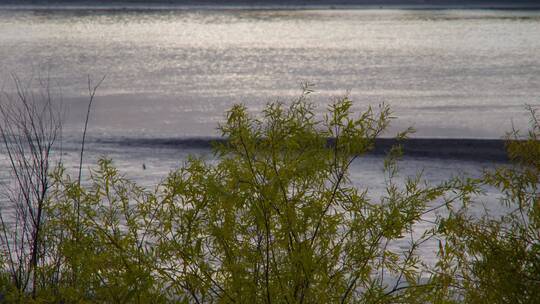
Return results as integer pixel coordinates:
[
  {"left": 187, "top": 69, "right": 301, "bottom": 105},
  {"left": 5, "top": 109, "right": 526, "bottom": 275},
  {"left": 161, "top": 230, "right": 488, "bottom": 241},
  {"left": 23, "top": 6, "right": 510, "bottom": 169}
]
[
  {"left": 0, "top": 7, "right": 532, "bottom": 269},
  {"left": 0, "top": 8, "right": 539, "bottom": 139}
]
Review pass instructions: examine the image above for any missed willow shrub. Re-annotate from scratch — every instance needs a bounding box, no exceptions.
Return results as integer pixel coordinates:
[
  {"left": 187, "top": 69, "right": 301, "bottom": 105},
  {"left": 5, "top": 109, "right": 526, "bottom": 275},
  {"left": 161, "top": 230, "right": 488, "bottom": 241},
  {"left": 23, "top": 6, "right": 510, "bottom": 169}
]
[
  {"left": 434, "top": 106, "right": 540, "bottom": 303},
  {"left": 5, "top": 88, "right": 456, "bottom": 303},
  {"left": 149, "top": 90, "right": 455, "bottom": 303},
  {"left": 0, "top": 87, "right": 536, "bottom": 303},
  {"left": 41, "top": 160, "right": 167, "bottom": 303}
]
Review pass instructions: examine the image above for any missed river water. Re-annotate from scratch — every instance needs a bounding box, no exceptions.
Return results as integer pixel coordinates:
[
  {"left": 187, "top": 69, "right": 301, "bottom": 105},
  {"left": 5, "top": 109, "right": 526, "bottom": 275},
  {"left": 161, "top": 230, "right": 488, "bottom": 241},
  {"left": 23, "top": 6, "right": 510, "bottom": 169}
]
[
  {"left": 0, "top": 6, "right": 533, "bottom": 272},
  {"left": 0, "top": 8, "right": 539, "bottom": 140}
]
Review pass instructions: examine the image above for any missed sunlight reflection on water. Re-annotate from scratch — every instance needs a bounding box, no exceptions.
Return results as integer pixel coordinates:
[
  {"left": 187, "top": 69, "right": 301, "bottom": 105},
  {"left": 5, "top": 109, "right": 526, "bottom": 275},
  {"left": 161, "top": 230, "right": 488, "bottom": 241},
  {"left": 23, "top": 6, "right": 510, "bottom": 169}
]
[{"left": 0, "top": 8, "right": 539, "bottom": 139}]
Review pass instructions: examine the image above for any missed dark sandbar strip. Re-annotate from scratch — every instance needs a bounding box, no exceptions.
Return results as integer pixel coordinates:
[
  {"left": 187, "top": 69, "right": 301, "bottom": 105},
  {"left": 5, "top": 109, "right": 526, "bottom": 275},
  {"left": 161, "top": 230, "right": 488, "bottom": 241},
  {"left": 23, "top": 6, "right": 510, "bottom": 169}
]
[{"left": 92, "top": 137, "right": 509, "bottom": 162}]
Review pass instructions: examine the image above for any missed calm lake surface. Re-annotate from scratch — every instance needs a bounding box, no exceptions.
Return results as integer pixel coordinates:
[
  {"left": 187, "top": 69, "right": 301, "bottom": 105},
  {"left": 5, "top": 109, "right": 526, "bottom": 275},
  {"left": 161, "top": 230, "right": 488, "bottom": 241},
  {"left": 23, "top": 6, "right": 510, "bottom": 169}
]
[
  {"left": 0, "top": 7, "right": 535, "bottom": 183},
  {"left": 0, "top": 8, "right": 539, "bottom": 141},
  {"left": 1, "top": 6, "right": 529, "bottom": 267}
]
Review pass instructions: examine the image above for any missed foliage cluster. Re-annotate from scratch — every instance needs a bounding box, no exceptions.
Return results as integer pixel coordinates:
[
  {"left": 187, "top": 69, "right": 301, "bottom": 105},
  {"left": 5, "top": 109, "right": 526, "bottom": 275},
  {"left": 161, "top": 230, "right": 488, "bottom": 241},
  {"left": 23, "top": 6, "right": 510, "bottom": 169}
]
[
  {"left": 0, "top": 87, "right": 538, "bottom": 303},
  {"left": 432, "top": 106, "right": 540, "bottom": 303}
]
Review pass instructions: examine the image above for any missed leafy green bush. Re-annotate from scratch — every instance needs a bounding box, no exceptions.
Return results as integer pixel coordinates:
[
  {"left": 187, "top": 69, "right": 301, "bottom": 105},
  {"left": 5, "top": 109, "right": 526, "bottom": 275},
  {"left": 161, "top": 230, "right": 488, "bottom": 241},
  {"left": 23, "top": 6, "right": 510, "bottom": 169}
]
[
  {"left": 149, "top": 91, "right": 453, "bottom": 303},
  {"left": 44, "top": 160, "right": 166, "bottom": 303},
  {"left": 0, "top": 88, "right": 538, "bottom": 303},
  {"left": 434, "top": 106, "right": 540, "bottom": 304}
]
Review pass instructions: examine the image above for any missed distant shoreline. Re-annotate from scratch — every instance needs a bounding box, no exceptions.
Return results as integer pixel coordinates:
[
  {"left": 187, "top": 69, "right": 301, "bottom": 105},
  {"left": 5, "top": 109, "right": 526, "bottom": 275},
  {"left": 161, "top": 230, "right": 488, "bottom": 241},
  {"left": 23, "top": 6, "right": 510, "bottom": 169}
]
[
  {"left": 1, "top": 0, "right": 540, "bottom": 10},
  {"left": 91, "top": 137, "right": 510, "bottom": 162}
]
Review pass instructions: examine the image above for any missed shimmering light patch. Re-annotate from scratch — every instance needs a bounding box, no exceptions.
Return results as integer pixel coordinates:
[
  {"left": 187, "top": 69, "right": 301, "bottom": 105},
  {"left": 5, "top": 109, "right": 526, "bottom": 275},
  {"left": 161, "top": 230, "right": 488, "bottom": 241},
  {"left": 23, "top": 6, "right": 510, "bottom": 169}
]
[{"left": 0, "top": 8, "right": 539, "bottom": 139}]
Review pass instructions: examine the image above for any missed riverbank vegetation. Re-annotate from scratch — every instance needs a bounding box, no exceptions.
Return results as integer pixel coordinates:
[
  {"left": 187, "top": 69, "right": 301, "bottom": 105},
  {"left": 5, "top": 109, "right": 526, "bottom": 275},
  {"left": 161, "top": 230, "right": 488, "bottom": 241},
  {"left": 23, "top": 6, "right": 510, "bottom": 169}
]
[{"left": 0, "top": 83, "right": 538, "bottom": 303}]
